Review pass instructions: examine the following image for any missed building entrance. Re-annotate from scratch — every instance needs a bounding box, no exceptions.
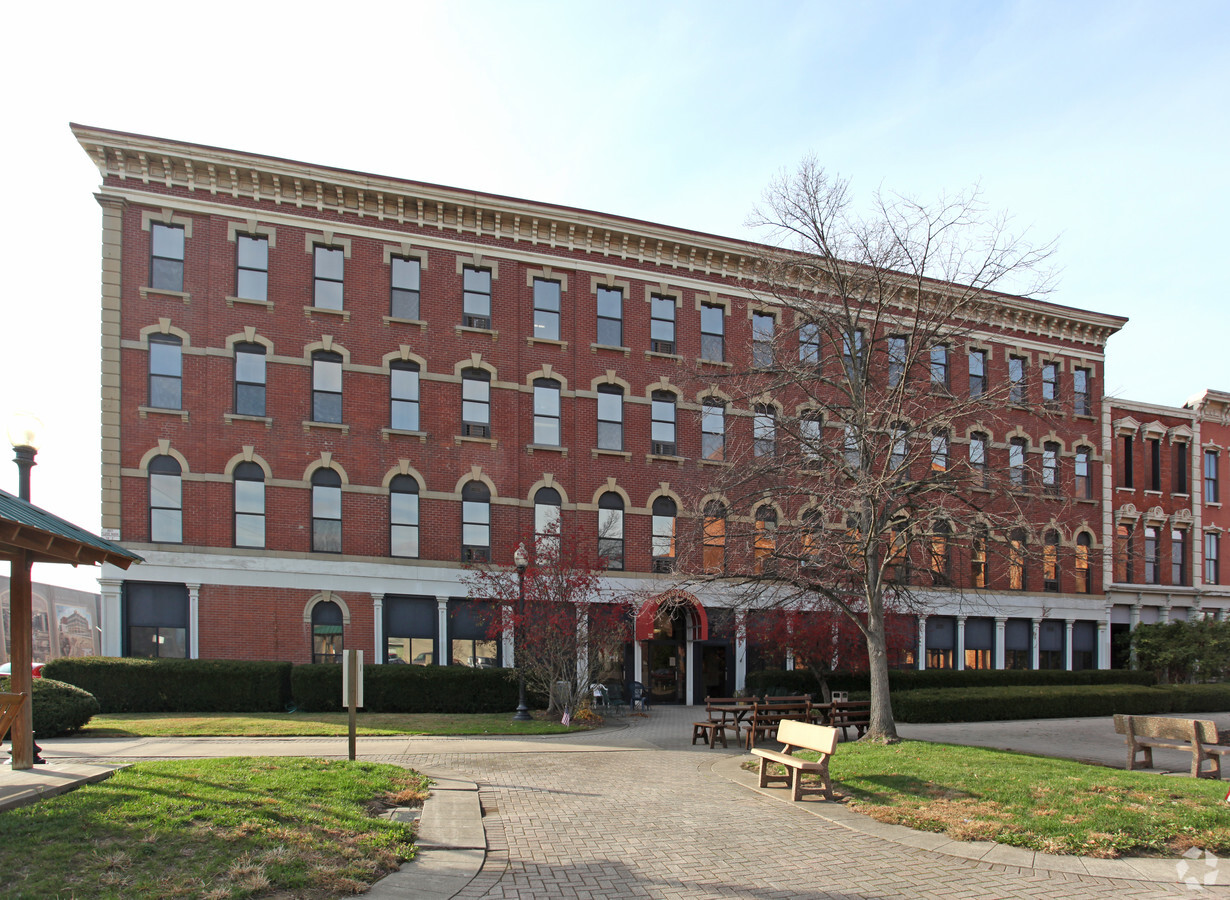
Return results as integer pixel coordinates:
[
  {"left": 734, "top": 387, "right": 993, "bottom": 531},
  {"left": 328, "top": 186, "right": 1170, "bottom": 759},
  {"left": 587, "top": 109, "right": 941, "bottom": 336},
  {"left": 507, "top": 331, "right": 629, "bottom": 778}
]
[{"left": 634, "top": 591, "right": 711, "bottom": 704}]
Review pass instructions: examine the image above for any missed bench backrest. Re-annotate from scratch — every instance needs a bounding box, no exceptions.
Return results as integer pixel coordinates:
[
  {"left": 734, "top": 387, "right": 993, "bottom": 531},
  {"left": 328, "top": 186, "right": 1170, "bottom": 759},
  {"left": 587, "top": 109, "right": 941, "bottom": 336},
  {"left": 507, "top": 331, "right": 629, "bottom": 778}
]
[
  {"left": 766, "top": 695, "right": 812, "bottom": 704},
  {"left": 777, "top": 719, "right": 838, "bottom": 755},
  {"left": 1114, "top": 714, "right": 1219, "bottom": 744},
  {"left": 752, "top": 701, "right": 810, "bottom": 721},
  {"left": 0, "top": 691, "right": 27, "bottom": 741}
]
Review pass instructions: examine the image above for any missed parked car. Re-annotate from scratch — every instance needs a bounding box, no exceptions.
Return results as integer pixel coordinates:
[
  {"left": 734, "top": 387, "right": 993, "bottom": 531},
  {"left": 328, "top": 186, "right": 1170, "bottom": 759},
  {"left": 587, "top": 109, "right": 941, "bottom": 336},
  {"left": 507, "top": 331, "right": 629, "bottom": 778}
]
[{"left": 0, "top": 661, "right": 45, "bottom": 678}]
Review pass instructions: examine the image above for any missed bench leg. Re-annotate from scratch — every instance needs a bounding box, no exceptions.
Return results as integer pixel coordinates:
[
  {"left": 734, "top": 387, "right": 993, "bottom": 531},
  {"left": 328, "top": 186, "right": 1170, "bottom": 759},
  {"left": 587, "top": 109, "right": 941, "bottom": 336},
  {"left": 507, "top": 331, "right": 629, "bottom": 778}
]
[
  {"left": 790, "top": 766, "right": 802, "bottom": 802},
  {"left": 757, "top": 755, "right": 771, "bottom": 788}
]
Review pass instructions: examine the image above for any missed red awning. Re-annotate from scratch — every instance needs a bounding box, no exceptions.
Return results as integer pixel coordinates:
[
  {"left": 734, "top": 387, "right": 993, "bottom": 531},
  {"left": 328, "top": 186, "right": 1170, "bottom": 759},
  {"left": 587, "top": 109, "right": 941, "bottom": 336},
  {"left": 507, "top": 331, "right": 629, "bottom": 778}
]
[{"left": 634, "top": 590, "right": 708, "bottom": 641}]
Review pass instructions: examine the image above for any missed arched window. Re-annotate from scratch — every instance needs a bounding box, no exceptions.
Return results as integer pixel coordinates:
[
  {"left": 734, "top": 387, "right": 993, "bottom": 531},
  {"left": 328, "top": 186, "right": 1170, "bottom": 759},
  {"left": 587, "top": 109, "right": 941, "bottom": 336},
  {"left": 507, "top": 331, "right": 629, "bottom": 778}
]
[
  {"left": 597, "top": 492, "right": 624, "bottom": 570},
  {"left": 597, "top": 384, "right": 623, "bottom": 451},
  {"left": 1008, "top": 528, "right": 1027, "bottom": 590},
  {"left": 312, "top": 350, "right": 343, "bottom": 424},
  {"left": 390, "top": 475, "right": 419, "bottom": 558},
  {"left": 233, "top": 461, "right": 265, "bottom": 548},
  {"left": 1043, "top": 529, "right": 1061, "bottom": 591},
  {"left": 534, "top": 487, "right": 562, "bottom": 556},
  {"left": 533, "top": 379, "right": 562, "bottom": 446},
  {"left": 890, "top": 424, "right": 908, "bottom": 472},
  {"left": 971, "top": 524, "right": 988, "bottom": 588},
  {"left": 930, "top": 430, "right": 949, "bottom": 472},
  {"left": 754, "top": 506, "right": 777, "bottom": 575},
  {"left": 651, "top": 497, "right": 677, "bottom": 572},
  {"left": 929, "top": 520, "right": 951, "bottom": 586},
  {"left": 753, "top": 405, "right": 776, "bottom": 457},
  {"left": 149, "top": 455, "right": 182, "bottom": 543},
  {"left": 799, "top": 411, "right": 823, "bottom": 461},
  {"left": 702, "top": 501, "right": 726, "bottom": 574},
  {"left": 312, "top": 600, "right": 343, "bottom": 664},
  {"left": 461, "top": 481, "right": 491, "bottom": 562},
  {"left": 801, "top": 509, "right": 823, "bottom": 562},
  {"left": 311, "top": 468, "right": 342, "bottom": 552},
  {"left": 1074, "top": 446, "right": 1092, "bottom": 499},
  {"left": 149, "top": 334, "right": 183, "bottom": 410},
  {"left": 461, "top": 368, "right": 491, "bottom": 438},
  {"left": 701, "top": 399, "right": 725, "bottom": 461},
  {"left": 651, "top": 391, "right": 677, "bottom": 456},
  {"left": 1043, "top": 442, "right": 1060, "bottom": 495},
  {"left": 1075, "top": 532, "right": 1092, "bottom": 593}
]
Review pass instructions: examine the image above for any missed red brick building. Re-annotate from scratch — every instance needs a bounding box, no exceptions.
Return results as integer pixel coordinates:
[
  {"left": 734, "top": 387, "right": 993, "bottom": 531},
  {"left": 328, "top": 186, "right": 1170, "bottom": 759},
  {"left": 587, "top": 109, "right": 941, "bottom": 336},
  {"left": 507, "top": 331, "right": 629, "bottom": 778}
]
[{"left": 77, "top": 125, "right": 1157, "bottom": 700}]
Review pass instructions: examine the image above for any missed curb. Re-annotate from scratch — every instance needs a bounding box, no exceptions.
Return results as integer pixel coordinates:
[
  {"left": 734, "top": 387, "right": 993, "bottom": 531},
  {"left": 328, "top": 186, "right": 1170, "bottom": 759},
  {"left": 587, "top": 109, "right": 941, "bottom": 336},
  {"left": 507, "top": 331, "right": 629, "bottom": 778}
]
[
  {"left": 363, "top": 768, "right": 487, "bottom": 900},
  {"left": 710, "top": 754, "right": 1229, "bottom": 886}
]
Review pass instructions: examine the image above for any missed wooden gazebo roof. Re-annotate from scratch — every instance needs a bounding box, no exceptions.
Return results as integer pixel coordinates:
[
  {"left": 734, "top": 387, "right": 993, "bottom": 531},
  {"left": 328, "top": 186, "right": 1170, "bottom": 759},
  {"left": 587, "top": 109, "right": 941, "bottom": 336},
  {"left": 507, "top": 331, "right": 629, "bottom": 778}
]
[{"left": 0, "top": 489, "right": 141, "bottom": 569}]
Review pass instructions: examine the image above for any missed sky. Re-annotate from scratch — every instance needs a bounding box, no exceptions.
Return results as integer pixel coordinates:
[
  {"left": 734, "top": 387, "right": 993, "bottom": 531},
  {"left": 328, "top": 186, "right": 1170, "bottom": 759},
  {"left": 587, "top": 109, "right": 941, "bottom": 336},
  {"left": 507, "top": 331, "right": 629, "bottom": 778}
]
[{"left": 2, "top": 0, "right": 1227, "bottom": 592}]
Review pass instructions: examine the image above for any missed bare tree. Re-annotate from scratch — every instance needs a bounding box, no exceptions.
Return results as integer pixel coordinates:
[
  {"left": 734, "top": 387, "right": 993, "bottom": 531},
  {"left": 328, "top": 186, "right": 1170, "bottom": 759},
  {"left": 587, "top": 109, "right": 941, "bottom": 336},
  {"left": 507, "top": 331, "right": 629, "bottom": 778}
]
[{"left": 677, "top": 158, "right": 1069, "bottom": 741}]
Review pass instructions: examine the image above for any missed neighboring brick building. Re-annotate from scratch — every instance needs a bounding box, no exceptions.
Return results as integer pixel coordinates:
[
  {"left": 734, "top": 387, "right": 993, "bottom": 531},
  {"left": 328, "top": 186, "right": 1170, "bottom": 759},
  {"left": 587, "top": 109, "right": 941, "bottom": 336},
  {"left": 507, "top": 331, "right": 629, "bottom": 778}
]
[{"left": 78, "top": 124, "right": 1204, "bottom": 700}]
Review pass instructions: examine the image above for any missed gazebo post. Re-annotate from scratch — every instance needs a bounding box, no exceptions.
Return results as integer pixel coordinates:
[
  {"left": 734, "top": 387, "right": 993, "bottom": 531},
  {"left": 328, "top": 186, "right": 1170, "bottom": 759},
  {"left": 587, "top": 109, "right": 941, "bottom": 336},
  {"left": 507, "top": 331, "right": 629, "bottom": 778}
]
[{"left": 9, "top": 547, "right": 34, "bottom": 769}]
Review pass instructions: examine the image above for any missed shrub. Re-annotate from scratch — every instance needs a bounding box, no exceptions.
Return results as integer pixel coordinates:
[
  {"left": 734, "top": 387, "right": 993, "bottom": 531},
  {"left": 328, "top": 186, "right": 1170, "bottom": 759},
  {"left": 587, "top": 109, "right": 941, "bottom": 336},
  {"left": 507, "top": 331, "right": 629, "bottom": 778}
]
[
  {"left": 41, "top": 657, "right": 292, "bottom": 713},
  {"left": 1132, "top": 620, "right": 1230, "bottom": 683},
  {"left": 891, "top": 683, "right": 1230, "bottom": 723},
  {"left": 0, "top": 676, "right": 100, "bottom": 737},
  {"left": 744, "top": 666, "right": 1153, "bottom": 698},
  {"left": 291, "top": 664, "right": 521, "bottom": 713}
]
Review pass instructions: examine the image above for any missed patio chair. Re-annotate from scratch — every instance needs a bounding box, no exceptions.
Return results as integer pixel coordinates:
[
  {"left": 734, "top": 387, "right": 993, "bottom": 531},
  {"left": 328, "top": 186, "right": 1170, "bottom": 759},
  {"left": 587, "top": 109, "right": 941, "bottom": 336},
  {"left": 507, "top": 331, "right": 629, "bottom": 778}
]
[{"left": 605, "top": 682, "right": 628, "bottom": 714}]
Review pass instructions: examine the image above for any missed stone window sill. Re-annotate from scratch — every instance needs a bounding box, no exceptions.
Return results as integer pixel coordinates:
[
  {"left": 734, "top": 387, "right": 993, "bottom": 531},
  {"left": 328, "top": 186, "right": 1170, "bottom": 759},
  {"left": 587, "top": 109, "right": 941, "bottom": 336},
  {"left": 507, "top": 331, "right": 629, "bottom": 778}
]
[
  {"left": 590, "top": 343, "right": 631, "bottom": 356},
  {"left": 303, "top": 420, "right": 350, "bottom": 434},
  {"left": 304, "top": 305, "right": 351, "bottom": 322},
  {"left": 225, "top": 413, "right": 272, "bottom": 428},
  {"left": 699, "top": 358, "right": 732, "bottom": 368},
  {"left": 383, "top": 316, "right": 428, "bottom": 331},
  {"left": 139, "top": 406, "right": 188, "bottom": 421},
  {"left": 456, "top": 325, "right": 498, "bottom": 339},
  {"left": 593, "top": 448, "right": 631, "bottom": 460},
  {"left": 645, "top": 350, "right": 683, "bottom": 362},
  {"left": 528, "top": 337, "right": 568, "bottom": 350},
  {"left": 526, "top": 444, "right": 568, "bottom": 455},
  {"left": 456, "top": 435, "right": 498, "bottom": 446},
  {"left": 382, "top": 428, "right": 428, "bottom": 442},
  {"left": 227, "top": 296, "right": 273, "bottom": 310},
  {"left": 646, "top": 453, "right": 685, "bottom": 465},
  {"left": 139, "top": 286, "right": 191, "bottom": 303}
]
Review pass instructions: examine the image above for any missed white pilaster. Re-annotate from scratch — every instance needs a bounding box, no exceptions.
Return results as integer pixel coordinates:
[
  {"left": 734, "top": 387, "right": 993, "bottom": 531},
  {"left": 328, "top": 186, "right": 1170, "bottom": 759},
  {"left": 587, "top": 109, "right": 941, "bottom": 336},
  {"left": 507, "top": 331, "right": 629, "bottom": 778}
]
[
  {"left": 1031, "top": 619, "right": 1041, "bottom": 670},
  {"left": 436, "top": 596, "right": 449, "bottom": 666},
  {"left": 734, "top": 610, "right": 747, "bottom": 691},
  {"left": 1064, "top": 619, "right": 1074, "bottom": 670},
  {"left": 186, "top": 583, "right": 200, "bottom": 659},
  {"left": 99, "top": 579, "right": 122, "bottom": 657},
  {"left": 917, "top": 615, "right": 927, "bottom": 670},
  {"left": 371, "top": 593, "right": 384, "bottom": 663},
  {"left": 994, "top": 617, "right": 1006, "bottom": 669},
  {"left": 956, "top": 616, "right": 966, "bottom": 670}
]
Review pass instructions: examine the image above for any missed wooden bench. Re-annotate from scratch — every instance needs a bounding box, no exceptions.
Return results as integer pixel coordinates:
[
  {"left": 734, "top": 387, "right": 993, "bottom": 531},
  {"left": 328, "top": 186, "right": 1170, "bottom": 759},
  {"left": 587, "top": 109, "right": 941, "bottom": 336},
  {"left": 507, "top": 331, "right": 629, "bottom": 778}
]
[
  {"left": 704, "top": 696, "right": 754, "bottom": 740},
  {"left": 1114, "top": 714, "right": 1230, "bottom": 778},
  {"left": 745, "top": 700, "right": 812, "bottom": 750},
  {"left": 751, "top": 718, "right": 838, "bottom": 801},
  {"left": 826, "top": 700, "right": 872, "bottom": 741},
  {"left": 0, "top": 691, "right": 28, "bottom": 743}
]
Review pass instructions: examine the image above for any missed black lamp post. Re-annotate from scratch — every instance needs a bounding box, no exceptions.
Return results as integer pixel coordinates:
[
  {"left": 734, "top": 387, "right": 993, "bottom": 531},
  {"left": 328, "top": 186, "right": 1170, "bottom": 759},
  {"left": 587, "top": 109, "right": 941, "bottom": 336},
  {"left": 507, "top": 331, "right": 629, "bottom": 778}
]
[
  {"left": 512, "top": 542, "right": 531, "bottom": 722},
  {"left": 7, "top": 413, "right": 43, "bottom": 767}
]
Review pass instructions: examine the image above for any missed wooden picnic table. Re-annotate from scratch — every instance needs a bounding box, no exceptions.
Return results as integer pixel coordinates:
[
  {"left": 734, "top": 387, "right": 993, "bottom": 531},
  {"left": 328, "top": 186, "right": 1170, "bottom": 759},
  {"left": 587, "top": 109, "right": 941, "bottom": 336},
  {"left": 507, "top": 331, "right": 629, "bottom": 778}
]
[
  {"left": 812, "top": 700, "right": 872, "bottom": 740},
  {"left": 704, "top": 696, "right": 755, "bottom": 739},
  {"left": 745, "top": 700, "right": 812, "bottom": 750}
]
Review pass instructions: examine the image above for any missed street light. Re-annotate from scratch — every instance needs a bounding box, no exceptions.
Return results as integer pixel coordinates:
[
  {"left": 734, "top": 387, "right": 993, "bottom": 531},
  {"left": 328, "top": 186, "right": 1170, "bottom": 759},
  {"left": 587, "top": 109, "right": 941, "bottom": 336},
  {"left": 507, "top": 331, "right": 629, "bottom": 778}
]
[
  {"left": 512, "top": 542, "right": 531, "bottom": 722},
  {"left": 7, "top": 413, "right": 43, "bottom": 502}
]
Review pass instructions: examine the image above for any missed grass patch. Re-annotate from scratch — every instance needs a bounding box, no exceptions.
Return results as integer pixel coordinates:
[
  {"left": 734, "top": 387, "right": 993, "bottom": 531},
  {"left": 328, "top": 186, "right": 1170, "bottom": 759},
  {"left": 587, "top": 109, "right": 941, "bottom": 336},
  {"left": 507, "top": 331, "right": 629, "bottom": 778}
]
[
  {"left": 0, "top": 757, "right": 426, "bottom": 898},
  {"left": 755, "top": 741, "right": 1230, "bottom": 857},
  {"left": 82, "top": 711, "right": 587, "bottom": 738}
]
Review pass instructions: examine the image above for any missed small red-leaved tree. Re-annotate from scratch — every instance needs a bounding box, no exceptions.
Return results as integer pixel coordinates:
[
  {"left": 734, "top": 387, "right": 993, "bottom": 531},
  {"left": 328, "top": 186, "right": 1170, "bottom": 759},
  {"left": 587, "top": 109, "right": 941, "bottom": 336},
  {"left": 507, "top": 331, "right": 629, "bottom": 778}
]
[{"left": 466, "top": 534, "right": 632, "bottom": 718}]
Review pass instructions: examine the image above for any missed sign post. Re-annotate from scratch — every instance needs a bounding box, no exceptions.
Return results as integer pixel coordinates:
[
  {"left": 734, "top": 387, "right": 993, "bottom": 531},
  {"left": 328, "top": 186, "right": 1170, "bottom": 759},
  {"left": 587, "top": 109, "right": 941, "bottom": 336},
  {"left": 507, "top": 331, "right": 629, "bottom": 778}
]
[{"left": 342, "top": 649, "right": 364, "bottom": 761}]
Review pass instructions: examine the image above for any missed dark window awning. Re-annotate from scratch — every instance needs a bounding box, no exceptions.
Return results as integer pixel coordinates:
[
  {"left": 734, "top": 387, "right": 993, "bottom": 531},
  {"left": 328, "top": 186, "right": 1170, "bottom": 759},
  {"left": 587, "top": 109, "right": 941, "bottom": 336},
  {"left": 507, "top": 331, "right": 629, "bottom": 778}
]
[{"left": 0, "top": 489, "right": 142, "bottom": 569}]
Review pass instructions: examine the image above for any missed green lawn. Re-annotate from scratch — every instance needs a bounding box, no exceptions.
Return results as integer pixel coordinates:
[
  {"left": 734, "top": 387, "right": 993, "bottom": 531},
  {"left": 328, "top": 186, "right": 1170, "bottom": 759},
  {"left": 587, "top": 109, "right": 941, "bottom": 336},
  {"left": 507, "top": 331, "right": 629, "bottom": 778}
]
[
  {"left": 83, "top": 711, "right": 586, "bottom": 737},
  {"left": 0, "top": 757, "right": 426, "bottom": 899},
  {"left": 773, "top": 740, "right": 1230, "bottom": 857}
]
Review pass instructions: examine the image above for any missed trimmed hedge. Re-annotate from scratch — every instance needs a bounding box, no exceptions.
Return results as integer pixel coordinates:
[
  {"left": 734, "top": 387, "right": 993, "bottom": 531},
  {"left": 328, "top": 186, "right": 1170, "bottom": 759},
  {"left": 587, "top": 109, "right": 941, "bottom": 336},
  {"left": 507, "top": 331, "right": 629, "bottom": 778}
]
[
  {"left": 744, "top": 667, "right": 1155, "bottom": 698},
  {"left": 291, "top": 664, "right": 520, "bottom": 713},
  {"left": 41, "top": 657, "right": 292, "bottom": 713},
  {"left": 0, "top": 676, "right": 100, "bottom": 737},
  {"left": 891, "top": 683, "right": 1230, "bottom": 723}
]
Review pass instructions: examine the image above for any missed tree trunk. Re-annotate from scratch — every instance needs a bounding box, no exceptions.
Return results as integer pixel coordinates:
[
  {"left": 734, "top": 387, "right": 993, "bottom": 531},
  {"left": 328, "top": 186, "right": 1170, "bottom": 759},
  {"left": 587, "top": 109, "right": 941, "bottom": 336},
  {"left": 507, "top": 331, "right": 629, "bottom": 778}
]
[{"left": 863, "top": 617, "right": 899, "bottom": 742}]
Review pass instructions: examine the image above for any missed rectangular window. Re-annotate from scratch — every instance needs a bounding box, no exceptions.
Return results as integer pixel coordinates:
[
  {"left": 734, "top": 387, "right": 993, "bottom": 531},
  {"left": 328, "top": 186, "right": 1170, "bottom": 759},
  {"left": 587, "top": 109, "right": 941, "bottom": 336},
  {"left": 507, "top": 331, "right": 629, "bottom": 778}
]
[
  {"left": 700, "top": 302, "right": 724, "bottom": 361},
  {"left": 651, "top": 391, "right": 677, "bottom": 456},
  {"left": 1008, "top": 356, "right": 1026, "bottom": 404},
  {"left": 461, "top": 371, "right": 491, "bottom": 437},
  {"left": 1042, "top": 442, "right": 1059, "bottom": 495},
  {"left": 596, "top": 385, "right": 623, "bottom": 451},
  {"left": 598, "top": 502, "right": 624, "bottom": 571},
  {"left": 888, "top": 336, "right": 907, "bottom": 388},
  {"left": 703, "top": 512, "right": 726, "bottom": 574},
  {"left": 800, "top": 413, "right": 823, "bottom": 461},
  {"left": 596, "top": 286, "right": 623, "bottom": 346},
  {"left": 533, "top": 379, "right": 561, "bottom": 446},
  {"left": 930, "top": 345, "right": 949, "bottom": 389},
  {"left": 1041, "top": 362, "right": 1058, "bottom": 405},
  {"left": 462, "top": 266, "right": 492, "bottom": 329},
  {"left": 1149, "top": 438, "right": 1162, "bottom": 491},
  {"left": 124, "top": 583, "right": 188, "bottom": 659},
  {"left": 1175, "top": 443, "right": 1189, "bottom": 494},
  {"left": 1144, "top": 526, "right": 1160, "bottom": 584},
  {"left": 799, "top": 322, "right": 821, "bottom": 365},
  {"left": 533, "top": 279, "right": 561, "bottom": 341},
  {"left": 150, "top": 223, "right": 185, "bottom": 292},
  {"left": 149, "top": 335, "right": 182, "bottom": 410},
  {"left": 385, "top": 597, "right": 435, "bottom": 665},
  {"left": 701, "top": 400, "right": 725, "bottom": 461},
  {"left": 1043, "top": 535, "right": 1059, "bottom": 592},
  {"left": 312, "top": 352, "right": 343, "bottom": 423},
  {"left": 968, "top": 349, "right": 987, "bottom": 398},
  {"left": 971, "top": 531, "right": 987, "bottom": 588},
  {"left": 1207, "top": 533, "right": 1221, "bottom": 585},
  {"left": 843, "top": 424, "right": 861, "bottom": 470},
  {"left": 1121, "top": 436, "right": 1135, "bottom": 488},
  {"left": 234, "top": 343, "right": 266, "bottom": 417},
  {"left": 391, "top": 256, "right": 421, "bottom": 320},
  {"left": 890, "top": 426, "right": 907, "bottom": 472},
  {"left": 149, "top": 461, "right": 182, "bottom": 543},
  {"left": 650, "top": 294, "right": 676, "bottom": 354},
  {"left": 1172, "top": 529, "right": 1187, "bottom": 585},
  {"left": 754, "top": 405, "right": 776, "bottom": 457},
  {"left": 752, "top": 312, "right": 775, "bottom": 368},
  {"left": 1075, "top": 448, "right": 1091, "bottom": 499},
  {"left": 234, "top": 467, "right": 265, "bottom": 549},
  {"left": 843, "top": 329, "right": 864, "bottom": 381},
  {"left": 1008, "top": 534, "right": 1026, "bottom": 590},
  {"left": 969, "top": 432, "right": 987, "bottom": 487},
  {"left": 1115, "top": 523, "right": 1133, "bottom": 583},
  {"left": 312, "top": 479, "right": 342, "bottom": 553},
  {"left": 1009, "top": 438, "right": 1027, "bottom": 487},
  {"left": 236, "top": 234, "right": 268, "bottom": 301},
  {"left": 390, "top": 362, "right": 420, "bottom": 431},
  {"left": 930, "top": 431, "right": 948, "bottom": 472},
  {"left": 1207, "top": 450, "right": 1220, "bottom": 503},
  {"left": 313, "top": 245, "right": 344, "bottom": 310},
  {"left": 1073, "top": 367, "right": 1091, "bottom": 416},
  {"left": 1075, "top": 536, "right": 1091, "bottom": 593}
]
